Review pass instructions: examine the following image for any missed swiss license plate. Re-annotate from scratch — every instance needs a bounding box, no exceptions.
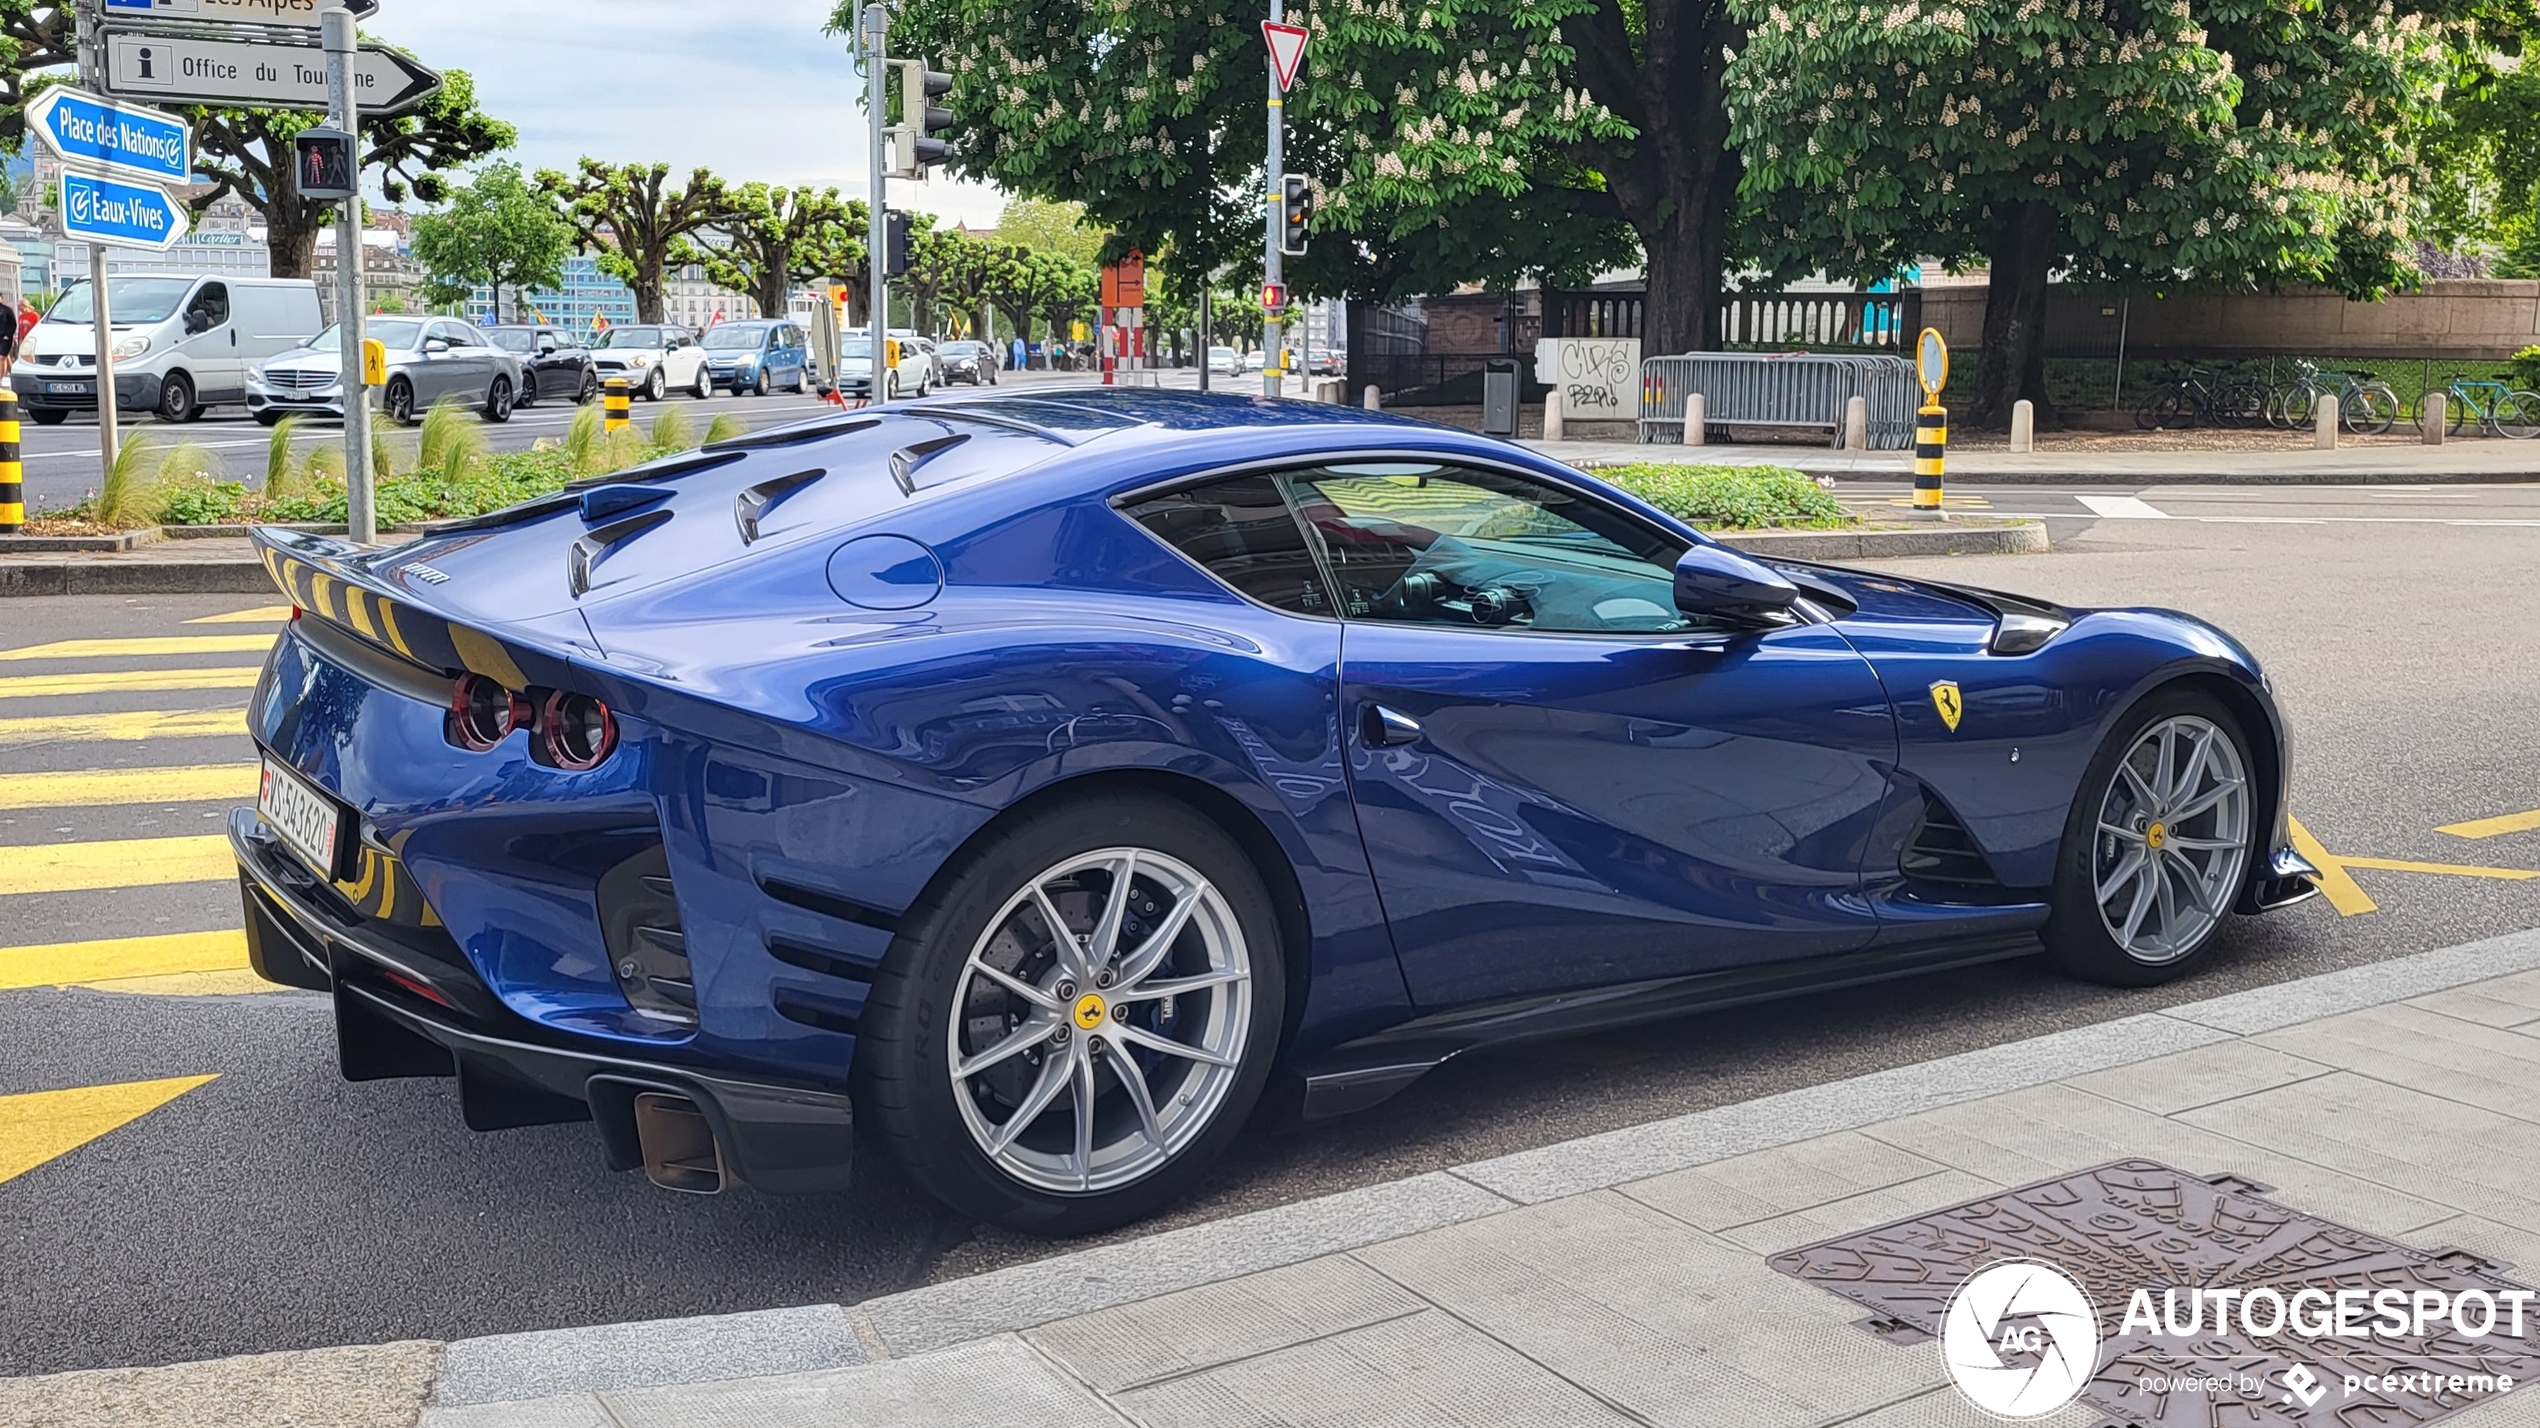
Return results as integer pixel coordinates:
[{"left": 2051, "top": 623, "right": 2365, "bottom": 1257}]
[
  {"left": 46, "top": 382, "right": 90, "bottom": 395},
  {"left": 258, "top": 757, "right": 346, "bottom": 879}
]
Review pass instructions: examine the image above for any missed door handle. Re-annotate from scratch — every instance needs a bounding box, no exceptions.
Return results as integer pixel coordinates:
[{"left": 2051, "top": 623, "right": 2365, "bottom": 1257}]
[{"left": 1363, "top": 704, "right": 1422, "bottom": 748}]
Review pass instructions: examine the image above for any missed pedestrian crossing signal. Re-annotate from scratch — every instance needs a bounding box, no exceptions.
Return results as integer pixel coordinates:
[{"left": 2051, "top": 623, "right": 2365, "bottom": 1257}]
[{"left": 294, "top": 127, "right": 357, "bottom": 202}]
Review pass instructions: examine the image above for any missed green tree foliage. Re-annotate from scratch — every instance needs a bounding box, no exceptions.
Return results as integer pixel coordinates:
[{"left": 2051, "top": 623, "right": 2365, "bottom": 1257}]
[
  {"left": 696, "top": 183, "right": 867, "bottom": 321},
  {"left": 995, "top": 196, "right": 1108, "bottom": 265},
  {"left": 412, "top": 161, "right": 574, "bottom": 321},
  {"left": 1734, "top": 0, "right": 2455, "bottom": 422},
  {"left": 982, "top": 246, "right": 1087, "bottom": 342},
  {"left": 538, "top": 161, "right": 729, "bottom": 324}
]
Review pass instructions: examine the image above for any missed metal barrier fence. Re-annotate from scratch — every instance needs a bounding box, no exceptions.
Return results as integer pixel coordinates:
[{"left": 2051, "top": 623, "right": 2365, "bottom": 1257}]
[{"left": 1639, "top": 353, "right": 1919, "bottom": 449}]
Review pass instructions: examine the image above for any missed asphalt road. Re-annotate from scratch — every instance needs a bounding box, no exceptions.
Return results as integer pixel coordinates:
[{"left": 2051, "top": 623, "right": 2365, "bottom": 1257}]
[{"left": 4, "top": 482, "right": 2539, "bottom": 1376}]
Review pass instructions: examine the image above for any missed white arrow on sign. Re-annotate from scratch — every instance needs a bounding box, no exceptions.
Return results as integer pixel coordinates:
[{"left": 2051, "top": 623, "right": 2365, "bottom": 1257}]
[
  {"left": 103, "top": 30, "right": 441, "bottom": 115},
  {"left": 1263, "top": 21, "right": 1308, "bottom": 92},
  {"left": 101, "top": 0, "right": 380, "bottom": 28}
]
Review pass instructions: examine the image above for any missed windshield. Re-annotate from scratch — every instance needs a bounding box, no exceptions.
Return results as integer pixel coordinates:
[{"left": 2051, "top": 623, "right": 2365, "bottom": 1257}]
[
  {"left": 596, "top": 327, "right": 667, "bottom": 349},
  {"left": 47, "top": 278, "right": 198, "bottom": 327},
  {"left": 939, "top": 341, "right": 982, "bottom": 356},
  {"left": 489, "top": 330, "right": 547, "bottom": 353},
  {"left": 311, "top": 319, "right": 424, "bottom": 351},
  {"left": 842, "top": 335, "right": 873, "bottom": 357},
  {"left": 701, "top": 326, "right": 768, "bottom": 350}
]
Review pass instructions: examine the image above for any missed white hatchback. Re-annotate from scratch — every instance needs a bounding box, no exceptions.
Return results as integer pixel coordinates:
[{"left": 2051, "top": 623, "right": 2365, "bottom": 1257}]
[{"left": 589, "top": 325, "right": 712, "bottom": 401}]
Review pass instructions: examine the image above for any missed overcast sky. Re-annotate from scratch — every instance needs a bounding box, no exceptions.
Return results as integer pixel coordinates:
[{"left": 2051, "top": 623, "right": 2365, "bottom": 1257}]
[{"left": 366, "top": 0, "right": 1005, "bottom": 225}]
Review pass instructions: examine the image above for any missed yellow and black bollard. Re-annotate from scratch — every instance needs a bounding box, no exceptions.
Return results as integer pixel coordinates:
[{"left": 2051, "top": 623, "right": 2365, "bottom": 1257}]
[
  {"left": 603, "top": 378, "right": 631, "bottom": 436},
  {"left": 0, "top": 389, "right": 21, "bottom": 535},
  {"left": 1913, "top": 402, "right": 1947, "bottom": 510}
]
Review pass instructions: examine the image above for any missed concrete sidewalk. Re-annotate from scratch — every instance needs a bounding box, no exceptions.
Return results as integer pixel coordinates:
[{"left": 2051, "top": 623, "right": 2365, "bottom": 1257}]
[
  {"left": 1530, "top": 434, "right": 2540, "bottom": 482},
  {"left": 25, "top": 926, "right": 2529, "bottom": 1428}
]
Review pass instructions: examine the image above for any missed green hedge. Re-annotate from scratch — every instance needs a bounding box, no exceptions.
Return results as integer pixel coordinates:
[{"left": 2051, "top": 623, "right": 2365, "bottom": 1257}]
[{"left": 1594, "top": 463, "right": 1852, "bottom": 530}]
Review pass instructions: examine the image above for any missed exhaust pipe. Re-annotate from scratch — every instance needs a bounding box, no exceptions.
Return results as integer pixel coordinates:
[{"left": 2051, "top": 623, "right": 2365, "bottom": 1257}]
[{"left": 631, "top": 1091, "right": 729, "bottom": 1195}]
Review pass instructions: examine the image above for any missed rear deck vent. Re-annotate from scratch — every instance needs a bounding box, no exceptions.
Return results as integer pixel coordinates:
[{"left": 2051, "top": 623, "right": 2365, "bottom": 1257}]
[
  {"left": 599, "top": 846, "right": 697, "bottom": 1024},
  {"left": 1901, "top": 799, "right": 2002, "bottom": 887}
]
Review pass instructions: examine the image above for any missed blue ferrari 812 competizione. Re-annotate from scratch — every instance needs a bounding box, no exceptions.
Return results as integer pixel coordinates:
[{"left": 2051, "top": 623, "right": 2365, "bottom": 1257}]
[{"left": 235, "top": 389, "right": 2318, "bottom": 1232}]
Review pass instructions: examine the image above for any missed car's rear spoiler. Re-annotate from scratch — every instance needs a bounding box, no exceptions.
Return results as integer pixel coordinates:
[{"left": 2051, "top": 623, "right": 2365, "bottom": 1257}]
[{"left": 254, "top": 527, "right": 591, "bottom": 691}]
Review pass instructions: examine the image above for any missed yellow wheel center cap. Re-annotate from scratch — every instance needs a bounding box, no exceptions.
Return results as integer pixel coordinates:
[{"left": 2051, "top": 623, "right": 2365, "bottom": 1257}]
[
  {"left": 2146, "top": 822, "right": 2170, "bottom": 851},
  {"left": 1073, "top": 993, "right": 1108, "bottom": 1031}
]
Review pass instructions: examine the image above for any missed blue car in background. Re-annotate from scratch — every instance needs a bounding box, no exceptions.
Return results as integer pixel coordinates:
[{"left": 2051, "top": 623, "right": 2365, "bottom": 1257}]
[
  {"left": 234, "top": 389, "right": 2318, "bottom": 1234},
  {"left": 699, "top": 319, "right": 810, "bottom": 396}
]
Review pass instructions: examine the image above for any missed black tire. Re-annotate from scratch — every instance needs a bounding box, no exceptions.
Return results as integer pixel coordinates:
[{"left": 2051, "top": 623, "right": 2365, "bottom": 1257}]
[
  {"left": 694, "top": 367, "right": 715, "bottom": 401},
  {"left": 29, "top": 407, "right": 68, "bottom": 427},
  {"left": 384, "top": 378, "right": 416, "bottom": 426},
  {"left": 2045, "top": 688, "right": 2257, "bottom": 988},
  {"left": 752, "top": 367, "right": 771, "bottom": 397},
  {"left": 516, "top": 373, "right": 540, "bottom": 410},
  {"left": 577, "top": 370, "right": 600, "bottom": 405},
  {"left": 156, "top": 372, "right": 196, "bottom": 424},
  {"left": 254, "top": 411, "right": 284, "bottom": 427},
  {"left": 856, "top": 794, "right": 1288, "bottom": 1235},
  {"left": 484, "top": 376, "right": 514, "bottom": 423},
  {"left": 645, "top": 367, "right": 667, "bottom": 402}
]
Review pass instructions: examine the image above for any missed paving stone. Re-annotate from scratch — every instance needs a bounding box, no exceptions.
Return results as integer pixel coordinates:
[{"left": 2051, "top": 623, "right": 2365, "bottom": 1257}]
[
  {"left": 2177, "top": 1072, "right": 2540, "bottom": 1233},
  {"left": 1860, "top": 1081, "right": 2458, "bottom": 1238},
  {"left": 417, "top": 1395, "right": 616, "bottom": 1428},
  {"left": 431, "top": 1304, "right": 861, "bottom": 1406},
  {"left": 1618, "top": 1130, "right": 1954, "bottom": 1233},
  {"left": 0, "top": 1341, "right": 441, "bottom": 1428},
  {"left": 1708, "top": 1169, "right": 2005, "bottom": 1255},
  {"left": 1024, "top": 1254, "right": 1426, "bottom": 1394},
  {"left": 1355, "top": 1190, "right": 1927, "bottom": 1427},
  {"left": 2252, "top": 1003, "right": 2540, "bottom": 1125},
  {"left": 2064, "top": 1037, "right": 2336, "bottom": 1115},
  {"left": 2163, "top": 928, "right": 2540, "bottom": 1036},
  {"left": 598, "top": 1336, "right": 1123, "bottom": 1428},
  {"left": 2404, "top": 1214, "right": 2540, "bottom": 1279},
  {"left": 2406, "top": 970, "right": 2540, "bottom": 1030},
  {"left": 1829, "top": 1385, "right": 2104, "bottom": 1428},
  {"left": 1115, "top": 1309, "right": 1640, "bottom": 1428}
]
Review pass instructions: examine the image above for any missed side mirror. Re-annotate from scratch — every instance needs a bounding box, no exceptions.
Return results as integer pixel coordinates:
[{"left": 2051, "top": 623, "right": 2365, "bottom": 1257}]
[
  {"left": 185, "top": 311, "right": 213, "bottom": 335},
  {"left": 1674, "top": 543, "right": 1803, "bottom": 624},
  {"left": 424, "top": 337, "right": 451, "bottom": 354}
]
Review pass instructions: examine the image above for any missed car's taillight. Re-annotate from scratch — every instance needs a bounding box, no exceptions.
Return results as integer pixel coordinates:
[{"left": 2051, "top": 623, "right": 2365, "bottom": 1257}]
[
  {"left": 449, "top": 673, "right": 528, "bottom": 752},
  {"left": 540, "top": 690, "right": 618, "bottom": 771}
]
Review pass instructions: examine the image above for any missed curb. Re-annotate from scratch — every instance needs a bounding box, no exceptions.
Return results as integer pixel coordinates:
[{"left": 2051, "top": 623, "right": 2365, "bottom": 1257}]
[
  {"left": 1716, "top": 521, "right": 2048, "bottom": 560},
  {"left": 0, "top": 561, "right": 274, "bottom": 597},
  {"left": 383, "top": 925, "right": 2540, "bottom": 1414}
]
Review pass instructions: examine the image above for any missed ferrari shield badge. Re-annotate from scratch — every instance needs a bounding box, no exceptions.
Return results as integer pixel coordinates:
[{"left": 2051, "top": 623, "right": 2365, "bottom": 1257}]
[{"left": 1930, "top": 681, "right": 1965, "bottom": 732}]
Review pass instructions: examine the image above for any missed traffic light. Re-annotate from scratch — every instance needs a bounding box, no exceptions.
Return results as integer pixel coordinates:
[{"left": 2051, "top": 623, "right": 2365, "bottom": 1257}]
[
  {"left": 294, "top": 127, "right": 357, "bottom": 202},
  {"left": 1281, "top": 174, "right": 1312, "bottom": 257},
  {"left": 886, "top": 61, "right": 956, "bottom": 177},
  {"left": 883, "top": 210, "right": 912, "bottom": 279}
]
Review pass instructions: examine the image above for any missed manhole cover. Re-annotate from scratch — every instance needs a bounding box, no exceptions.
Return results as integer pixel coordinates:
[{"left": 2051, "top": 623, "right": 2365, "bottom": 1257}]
[{"left": 1772, "top": 1160, "right": 2540, "bottom": 1426}]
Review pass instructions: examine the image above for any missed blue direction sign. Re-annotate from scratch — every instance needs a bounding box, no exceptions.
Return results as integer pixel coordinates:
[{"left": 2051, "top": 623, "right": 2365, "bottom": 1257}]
[
  {"left": 59, "top": 171, "right": 192, "bottom": 252},
  {"left": 25, "top": 87, "right": 191, "bottom": 186},
  {"left": 102, "top": 0, "right": 379, "bottom": 25}
]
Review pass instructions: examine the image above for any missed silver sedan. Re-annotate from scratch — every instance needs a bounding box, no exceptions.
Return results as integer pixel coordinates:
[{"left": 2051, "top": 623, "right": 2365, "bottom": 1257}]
[{"left": 248, "top": 317, "right": 527, "bottom": 427}]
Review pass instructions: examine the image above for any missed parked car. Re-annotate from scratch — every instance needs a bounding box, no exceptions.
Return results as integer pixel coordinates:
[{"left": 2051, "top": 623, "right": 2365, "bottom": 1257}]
[
  {"left": 1207, "top": 346, "right": 1241, "bottom": 376},
  {"left": 833, "top": 331, "right": 912, "bottom": 401},
  {"left": 935, "top": 339, "right": 997, "bottom": 386},
  {"left": 1241, "top": 349, "right": 1266, "bottom": 373},
  {"left": 236, "top": 388, "right": 2313, "bottom": 1237},
  {"left": 887, "top": 331, "right": 942, "bottom": 395},
  {"left": 14, "top": 275, "right": 323, "bottom": 425},
  {"left": 699, "top": 320, "right": 811, "bottom": 396},
  {"left": 1308, "top": 348, "right": 1342, "bottom": 377},
  {"left": 590, "top": 325, "right": 710, "bottom": 401},
  {"left": 484, "top": 325, "right": 598, "bottom": 407},
  {"left": 249, "top": 317, "right": 526, "bottom": 426}
]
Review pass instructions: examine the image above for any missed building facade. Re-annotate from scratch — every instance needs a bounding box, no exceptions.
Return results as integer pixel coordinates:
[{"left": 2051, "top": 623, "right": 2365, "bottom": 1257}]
[{"left": 464, "top": 254, "right": 638, "bottom": 334}]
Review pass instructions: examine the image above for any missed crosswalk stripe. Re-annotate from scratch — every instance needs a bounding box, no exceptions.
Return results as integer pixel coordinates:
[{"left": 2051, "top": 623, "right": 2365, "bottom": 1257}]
[
  {"left": 0, "top": 930, "right": 250, "bottom": 991},
  {"left": 0, "top": 667, "right": 263, "bottom": 700},
  {"left": 0, "top": 708, "right": 246, "bottom": 748},
  {"left": 0, "top": 1076, "right": 219, "bottom": 1186},
  {"left": 185, "top": 607, "right": 294, "bottom": 625},
  {"left": 8, "top": 835, "right": 237, "bottom": 895},
  {"left": 0, "top": 764, "right": 259, "bottom": 812},
  {"left": 0, "top": 635, "right": 278, "bottom": 662}
]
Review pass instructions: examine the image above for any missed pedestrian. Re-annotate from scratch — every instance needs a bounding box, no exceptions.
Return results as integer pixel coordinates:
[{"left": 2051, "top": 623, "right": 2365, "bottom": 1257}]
[
  {"left": 0, "top": 306, "right": 16, "bottom": 378},
  {"left": 15, "top": 299, "right": 37, "bottom": 347},
  {"left": 1011, "top": 334, "right": 1025, "bottom": 372}
]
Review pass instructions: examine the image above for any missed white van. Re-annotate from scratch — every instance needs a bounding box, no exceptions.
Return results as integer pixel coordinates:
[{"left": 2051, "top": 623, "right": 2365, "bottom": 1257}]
[{"left": 11, "top": 275, "right": 326, "bottom": 425}]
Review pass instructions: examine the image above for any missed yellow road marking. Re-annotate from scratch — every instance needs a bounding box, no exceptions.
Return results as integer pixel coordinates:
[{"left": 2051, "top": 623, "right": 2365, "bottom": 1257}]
[
  {"left": 0, "top": 931, "right": 250, "bottom": 991},
  {"left": 0, "top": 764, "right": 258, "bottom": 812},
  {"left": 8, "top": 835, "right": 237, "bottom": 896},
  {"left": 186, "top": 606, "right": 293, "bottom": 625},
  {"left": 0, "top": 666, "right": 262, "bottom": 700},
  {"left": 0, "top": 635, "right": 276, "bottom": 662},
  {"left": 2440, "top": 809, "right": 2540, "bottom": 841},
  {"left": 0, "top": 1076, "right": 218, "bottom": 1185},
  {"left": 2288, "top": 817, "right": 2377, "bottom": 916},
  {"left": 0, "top": 708, "right": 245, "bottom": 748},
  {"left": 2332, "top": 855, "right": 2538, "bottom": 880},
  {"left": 84, "top": 968, "right": 276, "bottom": 997}
]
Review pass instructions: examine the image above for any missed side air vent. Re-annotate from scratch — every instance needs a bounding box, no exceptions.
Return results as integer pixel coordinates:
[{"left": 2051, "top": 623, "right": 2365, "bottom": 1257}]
[
  {"left": 1901, "top": 799, "right": 2002, "bottom": 888},
  {"left": 766, "top": 932, "right": 881, "bottom": 984},
  {"left": 598, "top": 845, "right": 697, "bottom": 1024}
]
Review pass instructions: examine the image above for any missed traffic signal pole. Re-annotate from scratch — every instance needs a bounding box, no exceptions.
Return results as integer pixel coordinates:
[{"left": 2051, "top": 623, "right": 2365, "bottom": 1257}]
[
  {"left": 323, "top": 3, "right": 375, "bottom": 543},
  {"left": 1262, "top": 0, "right": 1283, "bottom": 399},
  {"left": 864, "top": 3, "right": 890, "bottom": 407}
]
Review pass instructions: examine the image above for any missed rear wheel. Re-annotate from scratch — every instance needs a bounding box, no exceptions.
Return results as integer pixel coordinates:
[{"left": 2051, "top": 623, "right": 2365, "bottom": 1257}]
[
  {"left": 384, "top": 377, "right": 416, "bottom": 426},
  {"left": 2500, "top": 391, "right": 2540, "bottom": 439},
  {"left": 483, "top": 376, "right": 514, "bottom": 423},
  {"left": 2343, "top": 383, "right": 2399, "bottom": 435},
  {"left": 2046, "top": 691, "right": 2257, "bottom": 987},
  {"left": 857, "top": 795, "right": 1285, "bottom": 1234}
]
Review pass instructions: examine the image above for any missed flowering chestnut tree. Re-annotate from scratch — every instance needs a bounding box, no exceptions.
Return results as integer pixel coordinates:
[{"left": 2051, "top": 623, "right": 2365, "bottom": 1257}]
[{"left": 1732, "top": 0, "right": 2456, "bottom": 423}]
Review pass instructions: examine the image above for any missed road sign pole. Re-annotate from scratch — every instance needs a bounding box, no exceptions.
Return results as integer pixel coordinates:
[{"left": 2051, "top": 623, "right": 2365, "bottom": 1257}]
[
  {"left": 323, "top": 3, "right": 374, "bottom": 544},
  {"left": 74, "top": 0, "right": 122, "bottom": 474},
  {"left": 864, "top": 3, "right": 889, "bottom": 407},
  {"left": 1262, "top": 0, "right": 1283, "bottom": 399}
]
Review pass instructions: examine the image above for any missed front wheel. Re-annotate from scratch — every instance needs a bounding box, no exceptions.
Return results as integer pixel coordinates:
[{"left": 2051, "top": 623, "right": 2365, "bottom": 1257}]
[
  {"left": 156, "top": 372, "right": 197, "bottom": 424},
  {"left": 2343, "top": 383, "right": 2399, "bottom": 435},
  {"left": 695, "top": 367, "right": 715, "bottom": 400},
  {"left": 577, "top": 370, "right": 600, "bottom": 405},
  {"left": 856, "top": 796, "right": 1286, "bottom": 1234},
  {"left": 2498, "top": 391, "right": 2540, "bottom": 439},
  {"left": 384, "top": 378, "right": 417, "bottom": 427},
  {"left": 483, "top": 376, "right": 514, "bottom": 423},
  {"left": 752, "top": 368, "right": 771, "bottom": 397},
  {"left": 645, "top": 367, "right": 667, "bottom": 402},
  {"left": 30, "top": 407, "right": 68, "bottom": 427},
  {"left": 2045, "top": 692, "right": 2257, "bottom": 987}
]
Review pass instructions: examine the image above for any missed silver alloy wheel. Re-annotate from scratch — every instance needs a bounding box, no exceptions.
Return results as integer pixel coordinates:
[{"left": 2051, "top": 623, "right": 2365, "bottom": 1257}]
[
  {"left": 947, "top": 847, "right": 1253, "bottom": 1195},
  {"left": 2092, "top": 714, "right": 2253, "bottom": 964}
]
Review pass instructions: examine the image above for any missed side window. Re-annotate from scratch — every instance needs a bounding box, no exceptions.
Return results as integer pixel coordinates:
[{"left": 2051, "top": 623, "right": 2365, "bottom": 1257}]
[
  {"left": 1285, "top": 462, "right": 1696, "bottom": 635},
  {"left": 189, "top": 282, "right": 230, "bottom": 330},
  {"left": 1123, "top": 474, "right": 1335, "bottom": 617}
]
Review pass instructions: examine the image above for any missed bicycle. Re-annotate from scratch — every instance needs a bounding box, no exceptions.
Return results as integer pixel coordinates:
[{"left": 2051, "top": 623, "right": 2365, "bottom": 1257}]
[
  {"left": 2267, "top": 363, "right": 2400, "bottom": 436},
  {"left": 2414, "top": 377, "right": 2540, "bottom": 439},
  {"left": 2135, "top": 366, "right": 2268, "bottom": 430}
]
